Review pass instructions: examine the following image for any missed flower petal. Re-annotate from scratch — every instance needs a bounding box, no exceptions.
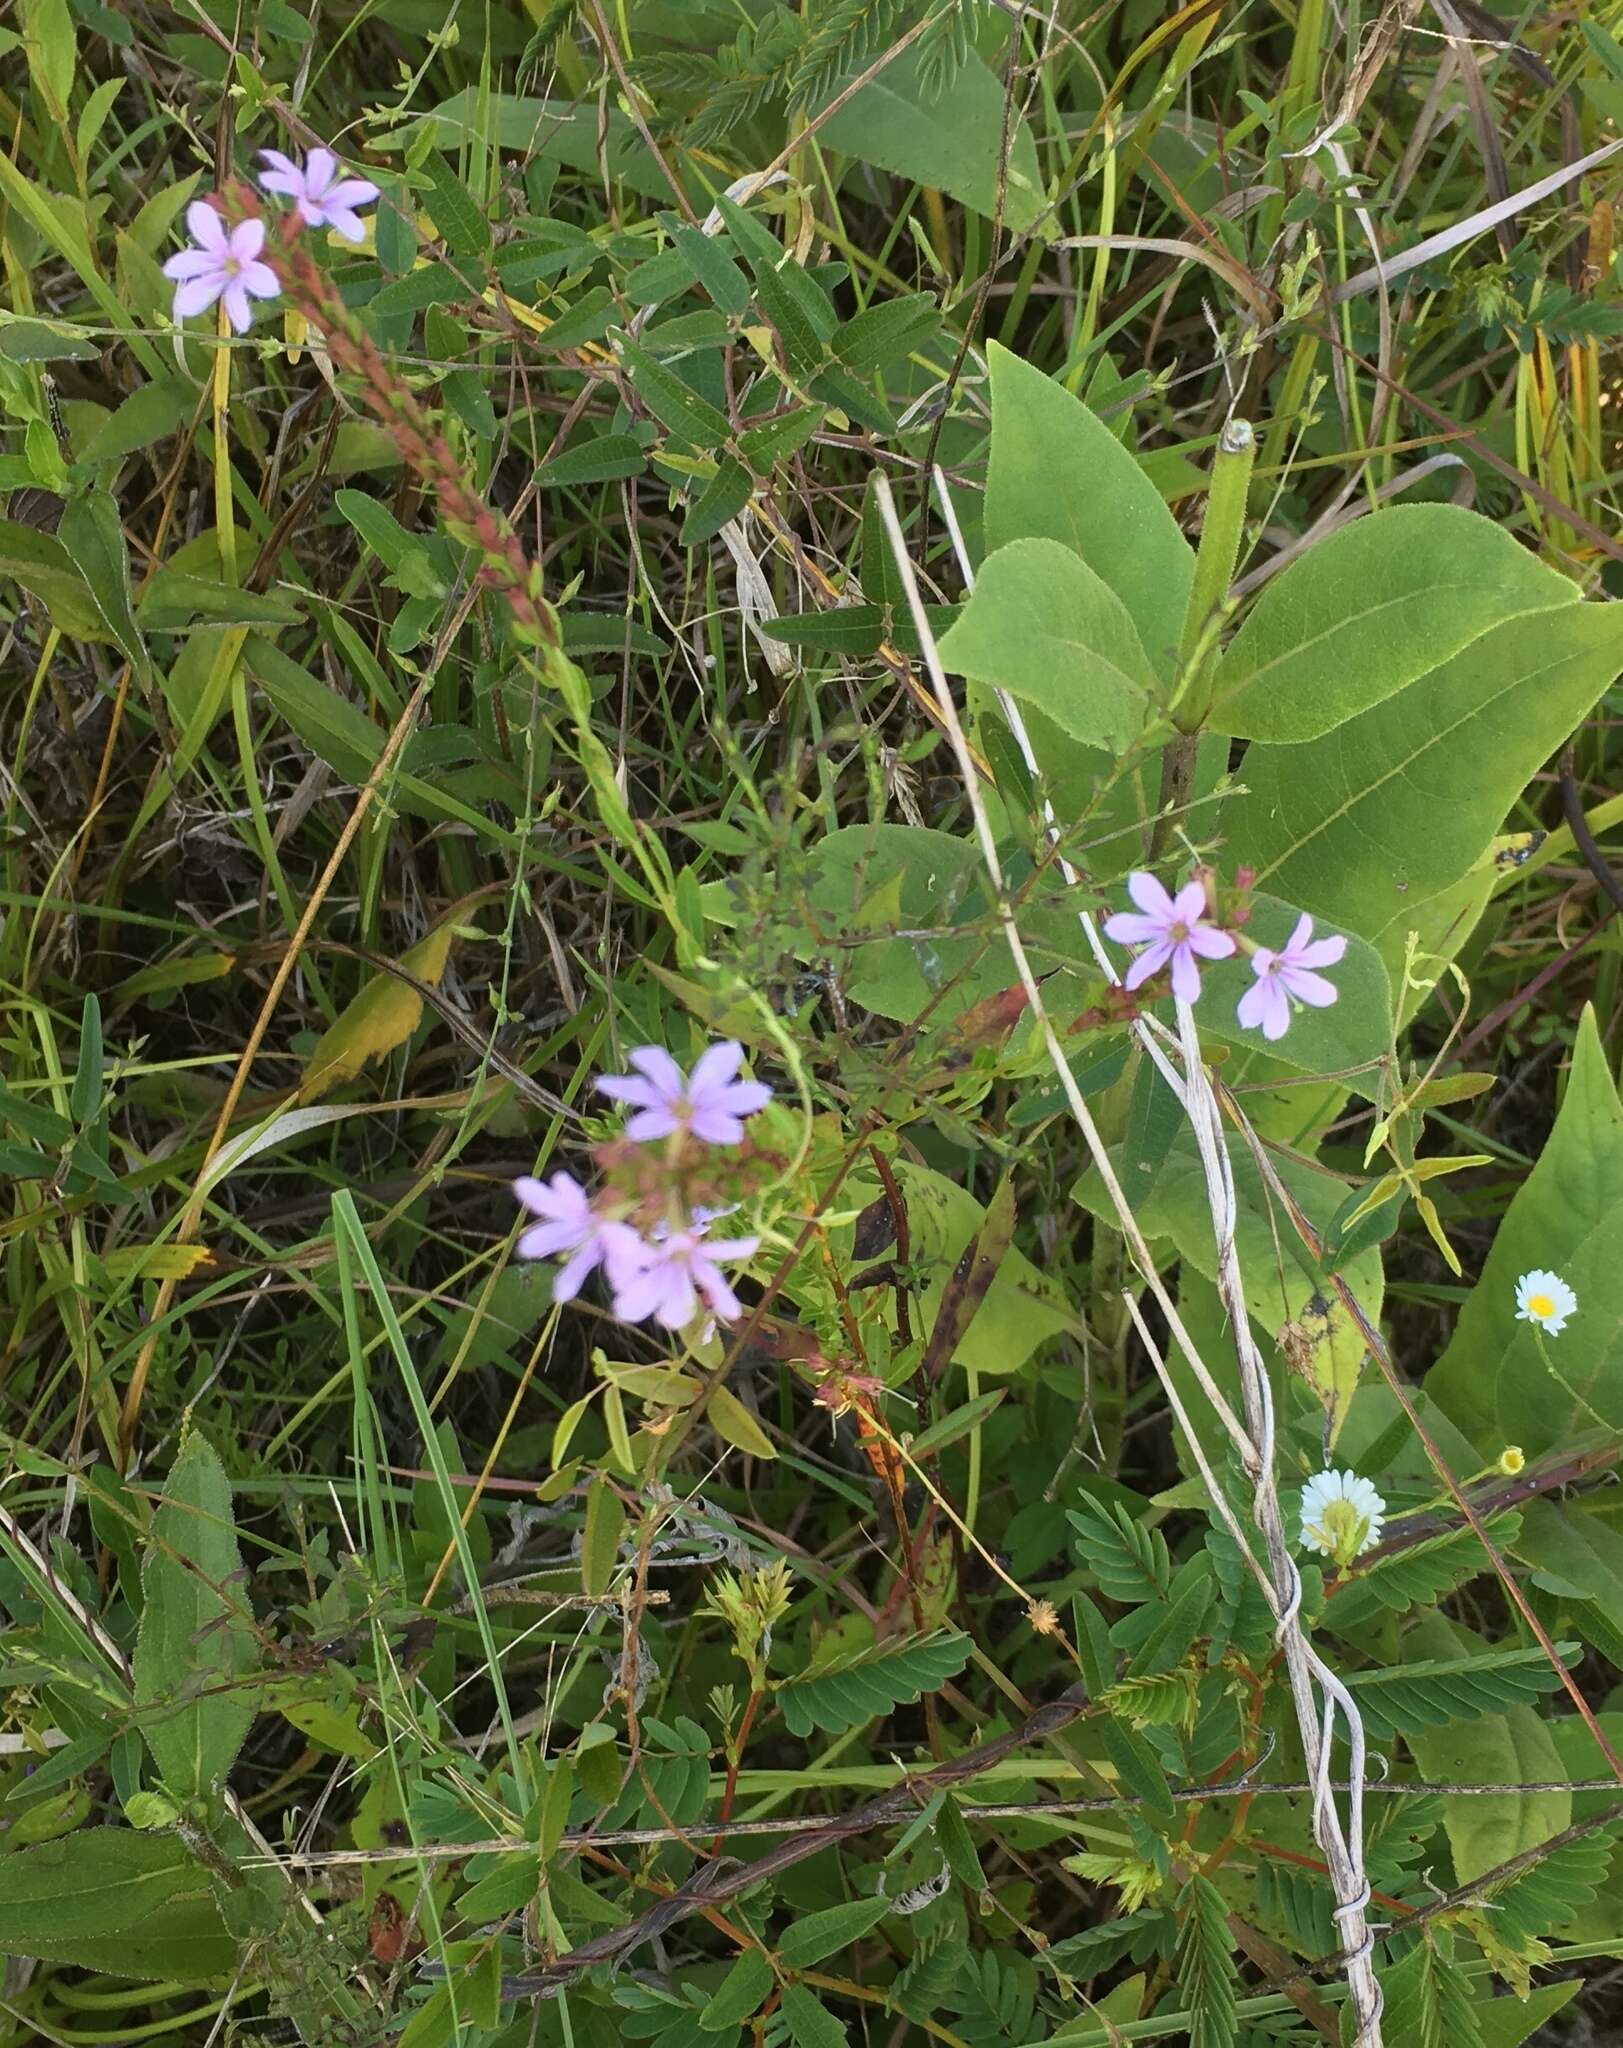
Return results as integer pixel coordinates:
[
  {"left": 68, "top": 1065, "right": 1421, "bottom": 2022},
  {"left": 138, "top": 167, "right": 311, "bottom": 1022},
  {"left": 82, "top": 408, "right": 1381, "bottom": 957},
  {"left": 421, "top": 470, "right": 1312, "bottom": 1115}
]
[
  {"left": 1103, "top": 912, "right": 1167, "bottom": 947},
  {"left": 685, "top": 1109, "right": 746, "bottom": 1146},
  {"left": 228, "top": 218, "right": 266, "bottom": 261},
  {"left": 1124, "top": 871, "right": 1175, "bottom": 922},
  {"left": 1238, "top": 975, "right": 1289, "bottom": 1040},
  {"left": 1277, "top": 965, "right": 1339, "bottom": 1009},
  {"left": 595, "top": 1074, "right": 662, "bottom": 1109},
  {"left": 172, "top": 275, "right": 223, "bottom": 319},
  {"left": 702, "top": 1235, "right": 759, "bottom": 1264},
  {"left": 240, "top": 260, "right": 281, "bottom": 300},
  {"left": 185, "top": 200, "right": 226, "bottom": 250},
  {"left": 626, "top": 1045, "right": 685, "bottom": 1098},
  {"left": 551, "top": 1239, "right": 605, "bottom": 1302},
  {"left": 304, "top": 147, "right": 337, "bottom": 196},
  {"left": 162, "top": 248, "right": 217, "bottom": 280},
  {"left": 1121, "top": 938, "right": 1173, "bottom": 991},
  {"left": 221, "top": 281, "right": 254, "bottom": 333},
  {"left": 692, "top": 1256, "right": 744, "bottom": 1323},
  {"left": 517, "top": 1219, "right": 584, "bottom": 1260},
  {"left": 259, "top": 149, "right": 300, "bottom": 178},
  {"left": 1185, "top": 924, "right": 1236, "bottom": 961},
  {"left": 1294, "top": 933, "right": 1348, "bottom": 971},
  {"left": 1170, "top": 880, "right": 1209, "bottom": 927},
  {"left": 688, "top": 1040, "right": 744, "bottom": 1099},
  {"left": 623, "top": 1106, "right": 681, "bottom": 1142},
  {"left": 1168, "top": 942, "right": 1203, "bottom": 1006},
  {"left": 323, "top": 206, "right": 369, "bottom": 244},
  {"left": 326, "top": 177, "right": 380, "bottom": 209}
]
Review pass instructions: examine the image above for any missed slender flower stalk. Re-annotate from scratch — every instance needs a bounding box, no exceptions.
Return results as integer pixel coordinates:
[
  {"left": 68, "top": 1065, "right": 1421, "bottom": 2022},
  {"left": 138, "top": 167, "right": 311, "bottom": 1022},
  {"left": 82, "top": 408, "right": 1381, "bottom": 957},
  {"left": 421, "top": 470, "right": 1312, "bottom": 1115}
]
[{"left": 215, "top": 184, "right": 562, "bottom": 657}]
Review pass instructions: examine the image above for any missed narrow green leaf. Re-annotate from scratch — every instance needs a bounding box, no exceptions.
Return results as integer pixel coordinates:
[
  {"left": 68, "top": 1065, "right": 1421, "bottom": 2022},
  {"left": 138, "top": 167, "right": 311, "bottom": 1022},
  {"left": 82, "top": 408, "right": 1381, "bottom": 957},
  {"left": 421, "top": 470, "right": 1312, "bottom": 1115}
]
[
  {"left": 580, "top": 1474, "right": 624, "bottom": 1598},
  {"left": 907, "top": 1389, "right": 1006, "bottom": 1461},
  {"left": 421, "top": 150, "right": 490, "bottom": 261},
  {"left": 935, "top": 1793, "right": 986, "bottom": 1893},
  {"left": 681, "top": 458, "right": 753, "bottom": 545},
  {"left": 79, "top": 376, "right": 195, "bottom": 464},
  {"left": 132, "top": 1428, "right": 258, "bottom": 1799},
  {"left": 777, "top": 1894, "right": 888, "bottom": 1966},
  {"left": 59, "top": 489, "right": 147, "bottom": 672},
  {"left": 779, "top": 1983, "right": 849, "bottom": 2048},
  {"left": 834, "top": 292, "right": 939, "bottom": 373},
  {"left": 538, "top": 433, "right": 649, "bottom": 488},
  {"left": 672, "top": 224, "right": 752, "bottom": 317},
  {"left": 701, "top": 1947, "right": 774, "bottom": 2029},
  {"left": 618, "top": 335, "right": 732, "bottom": 451}
]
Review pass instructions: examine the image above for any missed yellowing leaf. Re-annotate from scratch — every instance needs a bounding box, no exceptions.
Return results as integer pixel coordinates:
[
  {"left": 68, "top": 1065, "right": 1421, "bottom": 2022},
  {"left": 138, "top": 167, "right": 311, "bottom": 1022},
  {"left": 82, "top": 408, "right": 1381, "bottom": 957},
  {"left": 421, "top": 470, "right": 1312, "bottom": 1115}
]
[
  {"left": 103, "top": 1245, "right": 214, "bottom": 1282},
  {"left": 298, "top": 927, "right": 455, "bottom": 1103},
  {"left": 709, "top": 1384, "right": 776, "bottom": 1459}
]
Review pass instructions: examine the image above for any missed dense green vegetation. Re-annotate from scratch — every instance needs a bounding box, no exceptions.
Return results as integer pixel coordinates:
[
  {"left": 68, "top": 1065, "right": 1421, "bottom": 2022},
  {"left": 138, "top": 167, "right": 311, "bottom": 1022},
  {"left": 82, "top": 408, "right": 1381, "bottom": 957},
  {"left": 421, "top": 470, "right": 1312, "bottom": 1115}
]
[{"left": 2, "top": 1, "right": 1622, "bottom": 2044}]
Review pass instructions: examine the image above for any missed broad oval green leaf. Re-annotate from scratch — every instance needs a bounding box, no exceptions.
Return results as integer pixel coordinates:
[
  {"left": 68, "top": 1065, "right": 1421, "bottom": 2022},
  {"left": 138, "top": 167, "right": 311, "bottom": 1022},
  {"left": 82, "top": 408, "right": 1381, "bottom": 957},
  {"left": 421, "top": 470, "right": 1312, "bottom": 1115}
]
[
  {"left": 936, "top": 536, "right": 1154, "bottom": 752},
  {"left": 1207, "top": 505, "right": 1577, "bottom": 743},
  {"left": 0, "top": 1828, "right": 234, "bottom": 1980},
  {"left": 0, "top": 513, "right": 115, "bottom": 642},
  {"left": 984, "top": 342, "right": 1194, "bottom": 680},
  {"left": 1426, "top": 1007, "right": 1623, "bottom": 1456},
  {"left": 1407, "top": 1617, "right": 1570, "bottom": 1885},
  {"left": 819, "top": 48, "right": 1045, "bottom": 232},
  {"left": 1221, "top": 601, "right": 1623, "bottom": 980}
]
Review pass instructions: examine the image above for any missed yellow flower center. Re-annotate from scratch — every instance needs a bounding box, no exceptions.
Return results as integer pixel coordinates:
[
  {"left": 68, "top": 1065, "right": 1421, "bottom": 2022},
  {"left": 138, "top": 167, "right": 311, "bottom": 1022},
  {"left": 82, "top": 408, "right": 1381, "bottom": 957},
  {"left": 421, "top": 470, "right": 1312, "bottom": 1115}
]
[{"left": 1528, "top": 1293, "right": 1555, "bottom": 1319}]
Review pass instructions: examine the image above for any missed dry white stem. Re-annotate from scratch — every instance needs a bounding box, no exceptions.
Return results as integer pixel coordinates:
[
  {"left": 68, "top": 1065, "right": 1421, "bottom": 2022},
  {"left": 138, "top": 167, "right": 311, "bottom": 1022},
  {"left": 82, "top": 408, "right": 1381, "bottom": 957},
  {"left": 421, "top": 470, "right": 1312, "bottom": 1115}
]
[
  {"left": 878, "top": 476, "right": 1382, "bottom": 2045},
  {"left": 874, "top": 477, "right": 1252, "bottom": 1460}
]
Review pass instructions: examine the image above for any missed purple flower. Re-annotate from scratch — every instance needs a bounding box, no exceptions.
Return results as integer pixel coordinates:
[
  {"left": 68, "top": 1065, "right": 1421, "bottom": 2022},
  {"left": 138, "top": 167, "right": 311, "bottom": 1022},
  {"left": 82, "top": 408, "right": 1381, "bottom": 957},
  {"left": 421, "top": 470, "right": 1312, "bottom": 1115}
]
[
  {"left": 596, "top": 1042, "right": 771, "bottom": 1147},
  {"left": 162, "top": 204, "right": 279, "bottom": 333},
  {"left": 1236, "top": 914, "right": 1348, "bottom": 1042},
  {"left": 1103, "top": 872, "right": 1236, "bottom": 1004},
  {"left": 258, "top": 147, "right": 379, "bottom": 243},
  {"left": 512, "top": 1171, "right": 642, "bottom": 1302},
  {"left": 609, "top": 1222, "right": 760, "bottom": 1331}
]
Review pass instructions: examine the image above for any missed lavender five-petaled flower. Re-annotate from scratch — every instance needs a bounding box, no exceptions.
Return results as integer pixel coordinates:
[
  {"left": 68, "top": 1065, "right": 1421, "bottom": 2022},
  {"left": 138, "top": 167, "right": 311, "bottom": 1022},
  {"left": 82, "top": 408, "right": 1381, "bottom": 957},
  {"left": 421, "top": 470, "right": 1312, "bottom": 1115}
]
[
  {"left": 596, "top": 1041, "right": 771, "bottom": 1147},
  {"left": 512, "top": 1171, "right": 641, "bottom": 1302},
  {"left": 162, "top": 204, "right": 280, "bottom": 333},
  {"left": 1103, "top": 872, "right": 1236, "bottom": 1004},
  {"left": 258, "top": 147, "right": 380, "bottom": 242},
  {"left": 610, "top": 1223, "right": 760, "bottom": 1331},
  {"left": 1236, "top": 914, "right": 1347, "bottom": 1041}
]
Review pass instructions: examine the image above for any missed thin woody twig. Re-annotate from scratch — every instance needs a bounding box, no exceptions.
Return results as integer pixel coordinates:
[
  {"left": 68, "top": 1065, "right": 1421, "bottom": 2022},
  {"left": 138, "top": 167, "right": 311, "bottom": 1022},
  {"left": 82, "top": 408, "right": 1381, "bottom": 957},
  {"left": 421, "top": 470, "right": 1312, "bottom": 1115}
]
[{"left": 262, "top": 1774, "right": 1623, "bottom": 1869}]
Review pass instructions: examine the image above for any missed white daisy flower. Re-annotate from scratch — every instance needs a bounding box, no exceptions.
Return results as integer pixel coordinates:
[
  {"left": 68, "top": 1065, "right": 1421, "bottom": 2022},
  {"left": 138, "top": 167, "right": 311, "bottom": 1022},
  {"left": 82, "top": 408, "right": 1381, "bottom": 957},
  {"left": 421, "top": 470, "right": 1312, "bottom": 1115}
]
[
  {"left": 1298, "top": 1470, "right": 1386, "bottom": 1566},
  {"left": 1515, "top": 1270, "right": 1577, "bottom": 1338}
]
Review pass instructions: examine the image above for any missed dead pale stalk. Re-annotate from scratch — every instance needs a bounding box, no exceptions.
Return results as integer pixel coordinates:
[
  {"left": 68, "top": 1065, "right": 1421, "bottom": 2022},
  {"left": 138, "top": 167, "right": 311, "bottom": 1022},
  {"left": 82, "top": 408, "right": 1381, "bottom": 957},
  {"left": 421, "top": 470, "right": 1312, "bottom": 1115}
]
[{"left": 874, "top": 473, "right": 1383, "bottom": 2046}]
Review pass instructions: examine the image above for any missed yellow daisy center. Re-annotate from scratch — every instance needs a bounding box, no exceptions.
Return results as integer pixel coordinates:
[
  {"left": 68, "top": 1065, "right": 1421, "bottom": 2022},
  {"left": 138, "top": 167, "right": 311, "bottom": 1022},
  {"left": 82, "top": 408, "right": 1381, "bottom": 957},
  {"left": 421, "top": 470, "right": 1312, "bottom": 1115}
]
[{"left": 1528, "top": 1293, "right": 1555, "bottom": 1319}]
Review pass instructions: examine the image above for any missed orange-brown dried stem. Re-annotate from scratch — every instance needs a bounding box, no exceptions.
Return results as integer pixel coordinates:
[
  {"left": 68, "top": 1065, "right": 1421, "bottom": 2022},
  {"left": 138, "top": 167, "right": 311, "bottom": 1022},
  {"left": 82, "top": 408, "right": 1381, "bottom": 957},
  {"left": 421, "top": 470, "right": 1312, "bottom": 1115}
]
[{"left": 220, "top": 184, "right": 559, "bottom": 655}]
